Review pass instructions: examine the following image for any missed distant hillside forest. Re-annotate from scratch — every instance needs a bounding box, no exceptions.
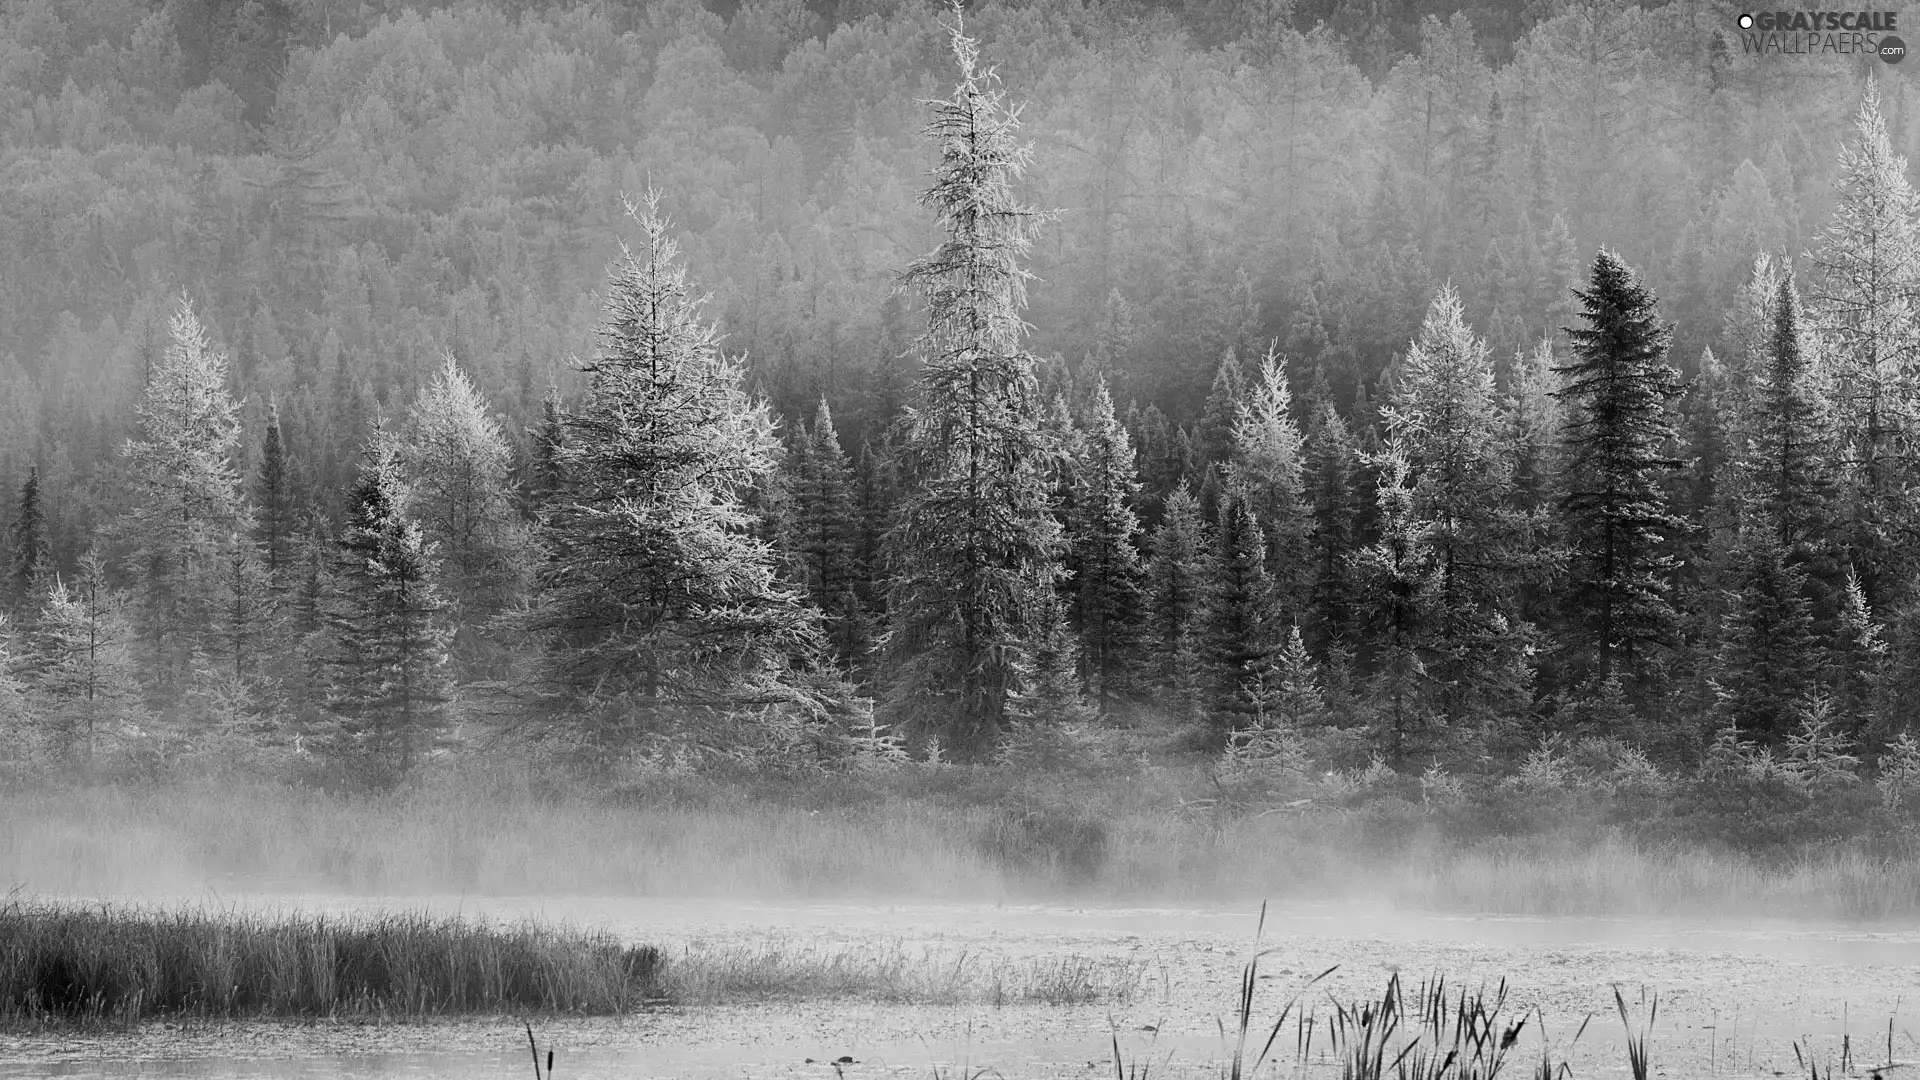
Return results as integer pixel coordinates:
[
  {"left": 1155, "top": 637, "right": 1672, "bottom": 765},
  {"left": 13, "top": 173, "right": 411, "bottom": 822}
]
[{"left": 2, "top": 0, "right": 1920, "bottom": 786}]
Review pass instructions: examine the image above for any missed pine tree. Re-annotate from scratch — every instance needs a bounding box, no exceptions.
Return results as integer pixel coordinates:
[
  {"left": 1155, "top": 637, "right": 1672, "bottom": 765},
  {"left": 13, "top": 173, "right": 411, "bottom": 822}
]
[
  {"left": 122, "top": 295, "right": 247, "bottom": 697},
  {"left": 1827, "top": 568, "right": 1885, "bottom": 732},
  {"left": 528, "top": 389, "right": 567, "bottom": 508},
  {"left": 257, "top": 399, "right": 293, "bottom": 586},
  {"left": 1554, "top": 250, "right": 1685, "bottom": 687},
  {"left": 1267, "top": 624, "right": 1329, "bottom": 728},
  {"left": 400, "top": 356, "right": 527, "bottom": 623},
  {"left": 1198, "top": 349, "right": 1246, "bottom": 488},
  {"left": 882, "top": 18, "right": 1064, "bottom": 759},
  {"left": 1202, "top": 496, "right": 1278, "bottom": 734},
  {"left": 202, "top": 531, "right": 279, "bottom": 735},
  {"left": 320, "top": 437, "right": 453, "bottom": 786},
  {"left": 1069, "top": 377, "right": 1144, "bottom": 710},
  {"left": 26, "top": 548, "right": 139, "bottom": 764},
  {"left": 7, "top": 467, "right": 48, "bottom": 615},
  {"left": 523, "top": 197, "right": 825, "bottom": 754},
  {"left": 1384, "top": 287, "right": 1533, "bottom": 726},
  {"left": 1226, "top": 346, "right": 1311, "bottom": 616},
  {"left": 787, "top": 401, "right": 869, "bottom": 666},
  {"left": 1350, "top": 448, "right": 1440, "bottom": 767},
  {"left": 1809, "top": 83, "right": 1920, "bottom": 608}
]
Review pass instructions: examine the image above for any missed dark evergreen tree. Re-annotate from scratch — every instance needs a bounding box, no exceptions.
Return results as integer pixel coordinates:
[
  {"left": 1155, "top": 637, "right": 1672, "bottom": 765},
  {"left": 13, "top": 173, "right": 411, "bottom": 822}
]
[
  {"left": 1554, "top": 250, "right": 1685, "bottom": 689},
  {"left": 1709, "top": 531, "right": 1819, "bottom": 742},
  {"left": 1069, "top": 377, "right": 1144, "bottom": 710},
  {"left": 1302, "top": 375, "right": 1361, "bottom": 654},
  {"left": 7, "top": 467, "right": 48, "bottom": 615},
  {"left": 787, "top": 401, "right": 869, "bottom": 667},
  {"left": 257, "top": 400, "right": 293, "bottom": 586},
  {"left": 320, "top": 437, "right": 453, "bottom": 786},
  {"left": 882, "top": 18, "right": 1064, "bottom": 759},
  {"left": 1202, "top": 496, "right": 1278, "bottom": 734},
  {"left": 1737, "top": 273, "right": 1835, "bottom": 565},
  {"left": 1145, "top": 483, "right": 1210, "bottom": 702}
]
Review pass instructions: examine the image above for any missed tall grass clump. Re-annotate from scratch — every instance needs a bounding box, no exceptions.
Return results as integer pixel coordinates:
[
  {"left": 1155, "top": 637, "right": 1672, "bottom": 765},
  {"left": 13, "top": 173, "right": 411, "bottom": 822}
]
[
  {"left": 663, "top": 941, "right": 1144, "bottom": 1006},
  {"left": 0, "top": 900, "right": 662, "bottom": 1025}
]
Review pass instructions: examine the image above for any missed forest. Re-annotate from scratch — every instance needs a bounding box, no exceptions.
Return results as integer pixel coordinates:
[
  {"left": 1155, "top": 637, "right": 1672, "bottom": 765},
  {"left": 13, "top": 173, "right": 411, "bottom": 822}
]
[{"left": 2, "top": 0, "right": 1920, "bottom": 856}]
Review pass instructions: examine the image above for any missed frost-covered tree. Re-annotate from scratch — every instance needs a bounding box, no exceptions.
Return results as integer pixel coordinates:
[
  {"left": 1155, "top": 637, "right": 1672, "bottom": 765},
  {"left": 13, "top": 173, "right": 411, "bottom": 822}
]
[
  {"left": 1350, "top": 448, "right": 1439, "bottom": 767},
  {"left": 1554, "top": 250, "right": 1684, "bottom": 687},
  {"left": 122, "top": 295, "right": 247, "bottom": 696},
  {"left": 882, "top": 18, "right": 1063, "bottom": 759},
  {"left": 1384, "top": 287, "right": 1533, "bottom": 725},
  {"left": 400, "top": 356, "right": 527, "bottom": 622},
  {"left": 1809, "top": 83, "right": 1920, "bottom": 607},
  {"left": 523, "top": 197, "right": 825, "bottom": 754},
  {"left": 25, "top": 549, "right": 139, "bottom": 764},
  {"left": 1227, "top": 346, "right": 1310, "bottom": 614},
  {"left": 320, "top": 437, "right": 453, "bottom": 786},
  {"left": 1069, "top": 377, "right": 1144, "bottom": 708}
]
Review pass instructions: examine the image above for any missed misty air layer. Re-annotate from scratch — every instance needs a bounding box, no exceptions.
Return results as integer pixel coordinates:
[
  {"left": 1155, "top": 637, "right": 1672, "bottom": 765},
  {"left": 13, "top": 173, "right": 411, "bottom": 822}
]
[{"left": 0, "top": 1, "right": 1917, "bottom": 1075}]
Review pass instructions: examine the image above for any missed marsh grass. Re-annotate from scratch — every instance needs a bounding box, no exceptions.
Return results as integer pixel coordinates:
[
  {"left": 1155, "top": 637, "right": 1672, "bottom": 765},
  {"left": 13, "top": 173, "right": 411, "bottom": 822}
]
[
  {"left": 663, "top": 941, "right": 1145, "bottom": 1006},
  {"left": 0, "top": 899, "right": 662, "bottom": 1025}
]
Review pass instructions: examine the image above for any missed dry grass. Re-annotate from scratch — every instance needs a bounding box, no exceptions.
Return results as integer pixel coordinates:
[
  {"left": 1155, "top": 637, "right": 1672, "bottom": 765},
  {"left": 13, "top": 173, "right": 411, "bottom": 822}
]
[{"left": 664, "top": 940, "right": 1144, "bottom": 1006}]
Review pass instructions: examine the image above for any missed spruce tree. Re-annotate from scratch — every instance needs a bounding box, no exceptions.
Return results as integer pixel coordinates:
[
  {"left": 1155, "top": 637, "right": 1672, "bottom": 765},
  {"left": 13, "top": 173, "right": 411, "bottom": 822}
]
[
  {"left": 1202, "top": 496, "right": 1278, "bottom": 734},
  {"left": 1069, "top": 377, "right": 1144, "bottom": 709},
  {"left": 1198, "top": 349, "right": 1247, "bottom": 475},
  {"left": 881, "top": 18, "right": 1063, "bottom": 759},
  {"left": 1145, "top": 483, "right": 1210, "bottom": 707},
  {"left": 122, "top": 295, "right": 247, "bottom": 698},
  {"left": 1809, "top": 83, "right": 1920, "bottom": 607},
  {"left": 524, "top": 197, "right": 824, "bottom": 754},
  {"left": 1554, "top": 250, "right": 1685, "bottom": 688},
  {"left": 528, "top": 389, "right": 567, "bottom": 508},
  {"left": 1827, "top": 569, "right": 1885, "bottom": 732},
  {"left": 1710, "top": 531, "right": 1819, "bottom": 742},
  {"left": 7, "top": 467, "right": 48, "bottom": 615},
  {"left": 400, "top": 356, "right": 527, "bottom": 623},
  {"left": 1738, "top": 272, "right": 1835, "bottom": 564},
  {"left": 787, "top": 401, "right": 869, "bottom": 666},
  {"left": 1302, "top": 379, "right": 1360, "bottom": 653},
  {"left": 1384, "top": 287, "right": 1533, "bottom": 726},
  {"left": 257, "top": 399, "right": 293, "bottom": 586},
  {"left": 321, "top": 437, "right": 453, "bottom": 786}
]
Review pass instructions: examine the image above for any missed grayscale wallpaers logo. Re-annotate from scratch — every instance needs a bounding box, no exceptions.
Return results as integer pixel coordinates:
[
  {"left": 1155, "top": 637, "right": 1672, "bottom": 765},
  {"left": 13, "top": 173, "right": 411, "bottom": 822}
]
[{"left": 1736, "top": 10, "right": 1905, "bottom": 60}]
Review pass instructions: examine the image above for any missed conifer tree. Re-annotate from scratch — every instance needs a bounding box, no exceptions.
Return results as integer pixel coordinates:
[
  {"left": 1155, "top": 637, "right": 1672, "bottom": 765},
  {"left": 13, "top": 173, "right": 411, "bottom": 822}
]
[
  {"left": 1199, "top": 349, "right": 1247, "bottom": 473},
  {"left": 1350, "top": 448, "right": 1440, "bottom": 767},
  {"left": 787, "top": 401, "right": 868, "bottom": 665},
  {"left": 400, "top": 356, "right": 527, "bottom": 622},
  {"left": 1202, "top": 496, "right": 1278, "bottom": 734},
  {"left": 1809, "top": 83, "right": 1920, "bottom": 607},
  {"left": 524, "top": 197, "right": 825, "bottom": 754},
  {"left": 882, "top": 18, "right": 1063, "bottom": 758},
  {"left": 7, "top": 467, "right": 48, "bottom": 615},
  {"left": 1267, "top": 624, "right": 1329, "bottom": 728},
  {"left": 1069, "top": 377, "right": 1144, "bottom": 709},
  {"left": 1302, "top": 380, "right": 1360, "bottom": 653},
  {"left": 528, "top": 389, "right": 567, "bottom": 508},
  {"left": 1709, "top": 531, "right": 1819, "bottom": 742},
  {"left": 1227, "top": 347, "right": 1311, "bottom": 615},
  {"left": 1738, "top": 272, "right": 1835, "bottom": 564},
  {"left": 1384, "top": 287, "right": 1533, "bottom": 725},
  {"left": 1554, "top": 250, "right": 1685, "bottom": 687},
  {"left": 1145, "top": 484, "right": 1210, "bottom": 699},
  {"left": 204, "top": 531, "right": 278, "bottom": 727},
  {"left": 1828, "top": 568, "right": 1885, "bottom": 731},
  {"left": 257, "top": 400, "right": 293, "bottom": 586},
  {"left": 122, "top": 295, "right": 247, "bottom": 697},
  {"left": 321, "top": 437, "right": 453, "bottom": 785}
]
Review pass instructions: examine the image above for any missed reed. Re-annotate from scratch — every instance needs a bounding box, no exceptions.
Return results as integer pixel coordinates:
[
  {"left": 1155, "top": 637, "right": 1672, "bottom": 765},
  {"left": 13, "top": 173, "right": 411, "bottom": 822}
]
[{"left": 0, "top": 899, "right": 661, "bottom": 1025}]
